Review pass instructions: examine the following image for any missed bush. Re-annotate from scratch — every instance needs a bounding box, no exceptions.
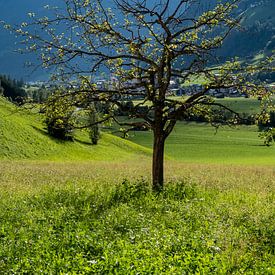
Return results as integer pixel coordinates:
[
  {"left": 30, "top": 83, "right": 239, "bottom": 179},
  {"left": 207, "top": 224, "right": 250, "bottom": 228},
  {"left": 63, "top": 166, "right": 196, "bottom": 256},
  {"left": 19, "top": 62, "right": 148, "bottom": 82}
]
[
  {"left": 258, "top": 111, "right": 275, "bottom": 131},
  {"left": 44, "top": 95, "right": 75, "bottom": 140},
  {"left": 45, "top": 117, "right": 74, "bottom": 141},
  {"left": 115, "top": 101, "right": 134, "bottom": 116},
  {"left": 259, "top": 127, "right": 275, "bottom": 146},
  {"left": 111, "top": 178, "right": 151, "bottom": 203},
  {"left": 258, "top": 111, "right": 275, "bottom": 145}
]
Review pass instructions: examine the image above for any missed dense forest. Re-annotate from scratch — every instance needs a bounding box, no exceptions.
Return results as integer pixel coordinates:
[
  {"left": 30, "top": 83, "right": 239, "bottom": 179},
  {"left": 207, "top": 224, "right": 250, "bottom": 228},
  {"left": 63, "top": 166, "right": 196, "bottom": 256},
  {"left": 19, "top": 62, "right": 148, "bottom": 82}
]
[{"left": 0, "top": 75, "right": 26, "bottom": 104}]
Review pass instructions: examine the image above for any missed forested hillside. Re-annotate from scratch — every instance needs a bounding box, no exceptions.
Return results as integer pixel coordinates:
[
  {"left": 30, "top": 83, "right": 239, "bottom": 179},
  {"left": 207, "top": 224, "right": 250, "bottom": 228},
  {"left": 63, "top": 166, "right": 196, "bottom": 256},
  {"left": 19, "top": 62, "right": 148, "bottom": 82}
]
[
  {"left": 221, "top": 0, "right": 274, "bottom": 60},
  {"left": 0, "top": 75, "right": 26, "bottom": 103}
]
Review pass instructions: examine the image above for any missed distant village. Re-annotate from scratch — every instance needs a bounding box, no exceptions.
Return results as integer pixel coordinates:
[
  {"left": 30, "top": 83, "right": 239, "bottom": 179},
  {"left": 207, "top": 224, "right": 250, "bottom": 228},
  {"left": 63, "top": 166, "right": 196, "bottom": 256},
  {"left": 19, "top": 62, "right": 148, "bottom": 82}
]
[{"left": 25, "top": 76, "right": 274, "bottom": 101}]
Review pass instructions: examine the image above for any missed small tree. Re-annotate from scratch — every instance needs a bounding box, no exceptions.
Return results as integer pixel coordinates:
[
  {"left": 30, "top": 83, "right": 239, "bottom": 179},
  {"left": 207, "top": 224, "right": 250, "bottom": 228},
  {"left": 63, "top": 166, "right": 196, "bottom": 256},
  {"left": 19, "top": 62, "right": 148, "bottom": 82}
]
[
  {"left": 44, "top": 93, "right": 75, "bottom": 140},
  {"left": 88, "top": 103, "right": 100, "bottom": 145},
  {"left": 9, "top": 0, "right": 274, "bottom": 190}
]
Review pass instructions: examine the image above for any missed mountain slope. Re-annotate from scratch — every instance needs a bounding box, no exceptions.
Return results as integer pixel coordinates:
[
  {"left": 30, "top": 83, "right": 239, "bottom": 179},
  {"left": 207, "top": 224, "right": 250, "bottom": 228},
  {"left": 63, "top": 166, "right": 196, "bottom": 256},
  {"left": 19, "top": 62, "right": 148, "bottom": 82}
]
[
  {"left": 0, "top": 97, "right": 150, "bottom": 160},
  {"left": 220, "top": 0, "right": 274, "bottom": 59},
  {"left": 0, "top": 0, "right": 274, "bottom": 79},
  {"left": 0, "top": 0, "right": 59, "bottom": 80}
]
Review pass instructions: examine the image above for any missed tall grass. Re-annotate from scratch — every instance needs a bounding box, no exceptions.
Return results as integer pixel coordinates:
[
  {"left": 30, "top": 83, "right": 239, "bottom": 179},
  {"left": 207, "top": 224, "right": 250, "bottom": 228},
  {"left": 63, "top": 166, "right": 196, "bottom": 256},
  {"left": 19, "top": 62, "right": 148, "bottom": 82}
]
[{"left": 0, "top": 161, "right": 274, "bottom": 273}]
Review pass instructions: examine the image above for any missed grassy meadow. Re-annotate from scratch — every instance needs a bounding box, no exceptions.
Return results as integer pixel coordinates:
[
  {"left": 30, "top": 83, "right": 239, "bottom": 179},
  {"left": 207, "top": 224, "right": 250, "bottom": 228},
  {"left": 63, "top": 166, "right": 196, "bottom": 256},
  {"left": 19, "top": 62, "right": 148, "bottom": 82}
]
[{"left": 0, "top": 96, "right": 274, "bottom": 273}]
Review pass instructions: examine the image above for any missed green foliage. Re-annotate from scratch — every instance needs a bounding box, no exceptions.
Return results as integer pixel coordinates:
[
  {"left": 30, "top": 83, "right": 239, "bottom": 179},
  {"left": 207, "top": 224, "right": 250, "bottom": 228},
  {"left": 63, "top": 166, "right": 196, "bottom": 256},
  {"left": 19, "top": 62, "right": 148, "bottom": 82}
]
[
  {"left": 115, "top": 101, "right": 135, "bottom": 116},
  {"left": 258, "top": 111, "right": 275, "bottom": 146},
  {"left": 259, "top": 127, "right": 275, "bottom": 146},
  {"left": 44, "top": 94, "right": 75, "bottom": 140},
  {"left": 111, "top": 178, "right": 151, "bottom": 203},
  {"left": 43, "top": 89, "right": 104, "bottom": 143},
  {"left": 258, "top": 111, "right": 275, "bottom": 129}
]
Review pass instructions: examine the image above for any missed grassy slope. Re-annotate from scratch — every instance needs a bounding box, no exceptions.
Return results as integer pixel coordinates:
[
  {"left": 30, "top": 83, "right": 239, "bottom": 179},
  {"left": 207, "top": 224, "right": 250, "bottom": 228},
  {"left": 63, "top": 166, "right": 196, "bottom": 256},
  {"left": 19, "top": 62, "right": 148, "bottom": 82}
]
[
  {"left": 0, "top": 97, "right": 150, "bottom": 161},
  {"left": 135, "top": 97, "right": 261, "bottom": 114},
  {"left": 215, "top": 97, "right": 261, "bottom": 115}
]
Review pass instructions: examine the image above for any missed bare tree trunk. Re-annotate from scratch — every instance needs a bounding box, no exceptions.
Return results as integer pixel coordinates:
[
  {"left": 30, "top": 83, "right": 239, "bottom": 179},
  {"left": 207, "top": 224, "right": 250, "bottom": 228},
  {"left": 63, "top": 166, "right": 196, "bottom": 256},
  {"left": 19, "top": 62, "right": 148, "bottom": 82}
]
[{"left": 152, "top": 130, "right": 165, "bottom": 191}]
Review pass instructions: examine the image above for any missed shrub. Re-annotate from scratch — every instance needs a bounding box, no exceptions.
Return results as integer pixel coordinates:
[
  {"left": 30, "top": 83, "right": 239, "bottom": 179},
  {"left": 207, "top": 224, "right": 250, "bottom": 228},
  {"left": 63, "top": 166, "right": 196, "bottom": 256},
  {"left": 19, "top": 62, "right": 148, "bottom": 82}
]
[
  {"left": 259, "top": 127, "right": 275, "bottom": 146},
  {"left": 44, "top": 95, "right": 75, "bottom": 140},
  {"left": 258, "top": 111, "right": 275, "bottom": 130}
]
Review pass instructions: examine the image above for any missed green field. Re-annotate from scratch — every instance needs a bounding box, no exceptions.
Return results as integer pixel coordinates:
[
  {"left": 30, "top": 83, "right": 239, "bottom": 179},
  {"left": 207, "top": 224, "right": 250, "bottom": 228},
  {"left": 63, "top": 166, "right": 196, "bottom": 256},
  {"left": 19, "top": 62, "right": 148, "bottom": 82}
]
[
  {"left": 128, "top": 122, "right": 275, "bottom": 165},
  {"left": 215, "top": 97, "right": 261, "bottom": 115},
  {"left": 0, "top": 97, "right": 274, "bottom": 273},
  {"left": 136, "top": 97, "right": 261, "bottom": 115}
]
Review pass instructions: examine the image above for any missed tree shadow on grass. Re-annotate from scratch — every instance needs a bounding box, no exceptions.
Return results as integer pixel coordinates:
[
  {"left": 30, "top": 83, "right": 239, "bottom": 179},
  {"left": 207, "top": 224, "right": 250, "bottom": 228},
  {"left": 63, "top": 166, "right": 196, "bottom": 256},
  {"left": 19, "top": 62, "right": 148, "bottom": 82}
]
[
  {"left": 31, "top": 125, "right": 49, "bottom": 136},
  {"left": 31, "top": 125, "right": 71, "bottom": 144},
  {"left": 74, "top": 138, "right": 92, "bottom": 146},
  {"left": 251, "top": 144, "right": 270, "bottom": 147},
  {"left": 32, "top": 125, "right": 93, "bottom": 145}
]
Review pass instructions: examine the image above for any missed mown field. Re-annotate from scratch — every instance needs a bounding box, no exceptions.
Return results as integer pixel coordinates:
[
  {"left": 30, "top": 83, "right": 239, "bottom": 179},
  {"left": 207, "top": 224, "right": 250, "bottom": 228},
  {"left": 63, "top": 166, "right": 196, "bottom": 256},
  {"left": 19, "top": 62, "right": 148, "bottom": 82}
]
[
  {"left": 0, "top": 96, "right": 274, "bottom": 273},
  {"left": 129, "top": 122, "right": 275, "bottom": 165}
]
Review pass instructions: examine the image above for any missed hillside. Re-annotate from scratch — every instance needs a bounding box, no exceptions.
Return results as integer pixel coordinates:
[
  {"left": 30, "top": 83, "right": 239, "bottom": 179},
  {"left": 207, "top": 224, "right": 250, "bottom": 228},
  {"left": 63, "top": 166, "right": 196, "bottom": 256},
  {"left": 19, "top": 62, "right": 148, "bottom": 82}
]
[
  {"left": 0, "top": 97, "right": 150, "bottom": 160},
  {"left": 220, "top": 0, "right": 274, "bottom": 60},
  {"left": 0, "top": 0, "right": 57, "bottom": 80}
]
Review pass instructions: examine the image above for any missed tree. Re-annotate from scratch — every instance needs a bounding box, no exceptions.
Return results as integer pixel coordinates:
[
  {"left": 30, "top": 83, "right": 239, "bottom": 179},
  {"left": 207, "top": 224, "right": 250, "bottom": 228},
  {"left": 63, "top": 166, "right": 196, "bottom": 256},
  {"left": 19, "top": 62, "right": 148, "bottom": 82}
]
[
  {"left": 8, "top": 0, "right": 273, "bottom": 190},
  {"left": 44, "top": 92, "right": 75, "bottom": 140},
  {"left": 88, "top": 103, "right": 100, "bottom": 145}
]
